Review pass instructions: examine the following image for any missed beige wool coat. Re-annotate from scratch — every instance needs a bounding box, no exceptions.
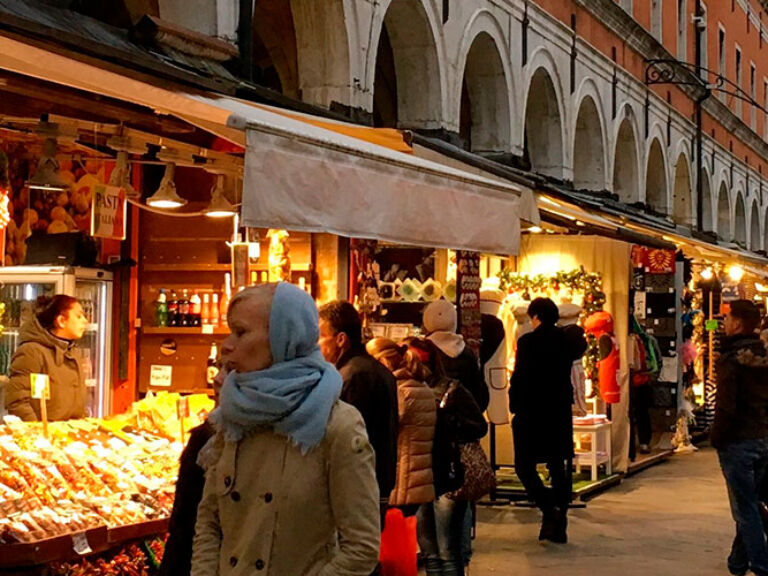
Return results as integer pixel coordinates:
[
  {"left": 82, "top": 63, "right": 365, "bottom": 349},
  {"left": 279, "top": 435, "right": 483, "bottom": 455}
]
[
  {"left": 191, "top": 400, "right": 380, "bottom": 576},
  {"left": 388, "top": 370, "right": 436, "bottom": 506}
]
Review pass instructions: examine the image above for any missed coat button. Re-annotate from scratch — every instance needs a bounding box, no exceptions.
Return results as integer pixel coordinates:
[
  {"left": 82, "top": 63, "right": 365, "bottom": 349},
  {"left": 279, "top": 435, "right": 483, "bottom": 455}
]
[
  {"left": 229, "top": 556, "right": 238, "bottom": 567},
  {"left": 224, "top": 476, "right": 232, "bottom": 488},
  {"left": 264, "top": 492, "right": 273, "bottom": 503},
  {"left": 255, "top": 559, "right": 265, "bottom": 570},
  {"left": 231, "top": 491, "right": 241, "bottom": 502}
]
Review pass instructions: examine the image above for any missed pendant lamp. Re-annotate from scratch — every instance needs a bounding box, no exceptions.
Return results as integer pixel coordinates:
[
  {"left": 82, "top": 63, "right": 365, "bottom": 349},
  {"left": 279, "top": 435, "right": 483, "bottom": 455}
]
[
  {"left": 147, "top": 163, "right": 187, "bottom": 208},
  {"left": 108, "top": 151, "right": 139, "bottom": 199},
  {"left": 203, "top": 174, "right": 236, "bottom": 218},
  {"left": 28, "top": 137, "right": 70, "bottom": 191}
]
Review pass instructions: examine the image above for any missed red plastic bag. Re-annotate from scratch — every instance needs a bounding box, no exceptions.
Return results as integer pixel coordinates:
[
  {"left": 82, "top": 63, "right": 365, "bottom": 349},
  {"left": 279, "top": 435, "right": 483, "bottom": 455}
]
[{"left": 379, "top": 508, "right": 418, "bottom": 576}]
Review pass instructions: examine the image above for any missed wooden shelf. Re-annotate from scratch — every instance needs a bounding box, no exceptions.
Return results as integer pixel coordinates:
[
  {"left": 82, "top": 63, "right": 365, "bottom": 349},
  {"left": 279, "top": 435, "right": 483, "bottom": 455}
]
[
  {"left": 142, "top": 263, "right": 312, "bottom": 272},
  {"left": 141, "top": 326, "right": 230, "bottom": 335}
]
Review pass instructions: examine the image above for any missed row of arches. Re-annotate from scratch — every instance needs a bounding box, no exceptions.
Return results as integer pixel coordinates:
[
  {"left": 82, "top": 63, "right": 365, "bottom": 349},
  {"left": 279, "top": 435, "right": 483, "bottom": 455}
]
[{"left": 244, "top": 0, "right": 768, "bottom": 251}]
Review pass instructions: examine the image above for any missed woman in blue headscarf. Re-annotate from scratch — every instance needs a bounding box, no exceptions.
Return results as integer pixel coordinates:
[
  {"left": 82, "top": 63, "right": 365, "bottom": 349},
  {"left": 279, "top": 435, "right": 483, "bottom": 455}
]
[{"left": 191, "top": 282, "right": 381, "bottom": 576}]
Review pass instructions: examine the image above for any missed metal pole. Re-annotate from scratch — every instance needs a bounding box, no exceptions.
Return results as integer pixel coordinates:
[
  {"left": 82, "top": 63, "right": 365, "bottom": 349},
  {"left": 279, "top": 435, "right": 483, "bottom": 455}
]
[
  {"left": 694, "top": 0, "right": 705, "bottom": 233},
  {"left": 238, "top": 0, "right": 254, "bottom": 82}
]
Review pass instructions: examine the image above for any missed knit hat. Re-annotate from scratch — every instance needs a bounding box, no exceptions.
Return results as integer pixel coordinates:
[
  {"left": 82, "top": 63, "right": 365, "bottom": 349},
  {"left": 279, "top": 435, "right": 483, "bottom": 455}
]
[
  {"left": 423, "top": 300, "right": 457, "bottom": 334},
  {"left": 557, "top": 302, "right": 582, "bottom": 327},
  {"left": 480, "top": 288, "right": 505, "bottom": 316}
]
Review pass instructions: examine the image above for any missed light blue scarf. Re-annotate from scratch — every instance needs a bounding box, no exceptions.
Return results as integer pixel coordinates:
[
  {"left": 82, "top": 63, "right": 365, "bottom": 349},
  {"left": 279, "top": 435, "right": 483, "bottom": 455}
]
[{"left": 210, "top": 282, "right": 342, "bottom": 453}]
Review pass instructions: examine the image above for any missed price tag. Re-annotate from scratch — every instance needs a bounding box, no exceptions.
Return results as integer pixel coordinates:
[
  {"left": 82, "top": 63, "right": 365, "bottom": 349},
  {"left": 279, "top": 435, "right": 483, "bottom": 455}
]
[
  {"left": 202, "top": 324, "right": 214, "bottom": 335},
  {"left": 177, "top": 396, "right": 189, "bottom": 419},
  {"left": 150, "top": 365, "right": 172, "bottom": 388},
  {"left": 72, "top": 532, "right": 92, "bottom": 555},
  {"left": 705, "top": 319, "right": 719, "bottom": 331},
  {"left": 30, "top": 374, "right": 50, "bottom": 400},
  {"left": 85, "top": 378, "right": 97, "bottom": 388}
]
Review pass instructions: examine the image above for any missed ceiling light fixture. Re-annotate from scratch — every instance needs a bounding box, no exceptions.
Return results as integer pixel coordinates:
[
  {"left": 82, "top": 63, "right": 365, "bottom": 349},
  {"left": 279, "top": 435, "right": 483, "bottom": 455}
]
[
  {"left": 204, "top": 174, "right": 236, "bottom": 218},
  {"left": 729, "top": 265, "right": 745, "bottom": 283},
  {"left": 146, "top": 163, "right": 186, "bottom": 208},
  {"left": 108, "top": 151, "right": 139, "bottom": 199}
]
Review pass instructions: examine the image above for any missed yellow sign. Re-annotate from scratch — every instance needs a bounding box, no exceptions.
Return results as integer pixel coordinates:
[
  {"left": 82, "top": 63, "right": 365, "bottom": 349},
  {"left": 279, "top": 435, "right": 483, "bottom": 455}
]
[{"left": 30, "top": 373, "right": 50, "bottom": 400}]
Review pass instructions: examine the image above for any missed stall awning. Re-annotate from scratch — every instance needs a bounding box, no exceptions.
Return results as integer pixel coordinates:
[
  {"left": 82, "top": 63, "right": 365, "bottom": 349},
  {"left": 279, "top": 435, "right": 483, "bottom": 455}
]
[{"left": 0, "top": 34, "right": 535, "bottom": 255}]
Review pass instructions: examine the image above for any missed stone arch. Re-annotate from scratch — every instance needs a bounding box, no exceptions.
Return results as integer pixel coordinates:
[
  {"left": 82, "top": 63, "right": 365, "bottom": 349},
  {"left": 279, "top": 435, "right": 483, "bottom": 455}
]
[
  {"left": 455, "top": 10, "right": 515, "bottom": 153},
  {"left": 700, "top": 168, "right": 713, "bottom": 232},
  {"left": 291, "top": 0, "right": 353, "bottom": 108},
  {"left": 645, "top": 137, "right": 668, "bottom": 214},
  {"left": 251, "top": 0, "right": 300, "bottom": 96},
  {"left": 764, "top": 207, "right": 768, "bottom": 253},
  {"left": 523, "top": 62, "right": 566, "bottom": 179},
  {"left": 372, "top": 0, "right": 445, "bottom": 129},
  {"left": 735, "top": 192, "right": 747, "bottom": 247},
  {"left": 612, "top": 106, "right": 641, "bottom": 203},
  {"left": 458, "top": 31, "right": 512, "bottom": 153},
  {"left": 717, "top": 182, "right": 731, "bottom": 240},
  {"left": 572, "top": 90, "right": 608, "bottom": 191},
  {"left": 750, "top": 200, "right": 761, "bottom": 251},
  {"left": 672, "top": 152, "right": 694, "bottom": 227}
]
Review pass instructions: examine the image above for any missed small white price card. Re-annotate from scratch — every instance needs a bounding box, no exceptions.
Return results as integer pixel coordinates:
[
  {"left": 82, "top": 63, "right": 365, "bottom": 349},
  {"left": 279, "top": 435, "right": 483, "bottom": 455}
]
[
  {"left": 150, "top": 365, "right": 173, "bottom": 388},
  {"left": 177, "top": 396, "right": 190, "bottom": 419},
  {"left": 72, "top": 532, "right": 92, "bottom": 555},
  {"left": 202, "top": 324, "right": 214, "bottom": 335},
  {"left": 30, "top": 374, "right": 50, "bottom": 400}
]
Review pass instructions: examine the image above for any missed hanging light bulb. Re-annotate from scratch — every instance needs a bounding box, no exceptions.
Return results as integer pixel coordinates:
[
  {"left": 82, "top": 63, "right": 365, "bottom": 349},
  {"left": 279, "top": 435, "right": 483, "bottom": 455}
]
[
  {"left": 28, "top": 137, "right": 69, "bottom": 191},
  {"left": 108, "top": 151, "right": 139, "bottom": 199},
  {"left": 700, "top": 267, "right": 714, "bottom": 280},
  {"left": 203, "top": 174, "right": 236, "bottom": 218},
  {"left": 147, "top": 163, "right": 187, "bottom": 208},
  {"left": 729, "top": 265, "right": 745, "bottom": 283}
]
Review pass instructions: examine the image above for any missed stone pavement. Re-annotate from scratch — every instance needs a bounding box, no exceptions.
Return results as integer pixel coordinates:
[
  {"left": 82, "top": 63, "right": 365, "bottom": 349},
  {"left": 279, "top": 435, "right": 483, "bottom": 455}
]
[{"left": 468, "top": 447, "right": 735, "bottom": 576}]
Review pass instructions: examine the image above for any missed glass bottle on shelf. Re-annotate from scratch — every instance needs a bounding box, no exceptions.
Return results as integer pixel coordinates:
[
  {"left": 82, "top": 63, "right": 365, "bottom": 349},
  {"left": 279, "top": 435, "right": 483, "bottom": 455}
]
[
  {"left": 190, "top": 291, "right": 202, "bottom": 327},
  {"left": 201, "top": 293, "right": 211, "bottom": 325},
  {"left": 168, "top": 290, "right": 179, "bottom": 327},
  {"left": 155, "top": 289, "right": 168, "bottom": 327},
  {"left": 220, "top": 273, "right": 232, "bottom": 325},
  {"left": 211, "top": 293, "right": 220, "bottom": 326},
  {"left": 206, "top": 342, "right": 219, "bottom": 388},
  {"left": 179, "top": 289, "right": 190, "bottom": 327}
]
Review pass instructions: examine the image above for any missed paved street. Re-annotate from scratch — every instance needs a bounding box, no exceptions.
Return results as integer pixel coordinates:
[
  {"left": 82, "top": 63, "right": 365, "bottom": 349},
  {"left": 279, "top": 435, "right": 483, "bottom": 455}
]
[{"left": 470, "top": 447, "right": 734, "bottom": 575}]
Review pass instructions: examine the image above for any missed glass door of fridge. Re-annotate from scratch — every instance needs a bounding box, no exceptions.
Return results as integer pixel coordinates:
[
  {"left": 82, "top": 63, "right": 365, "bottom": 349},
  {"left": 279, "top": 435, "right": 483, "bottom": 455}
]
[
  {"left": 74, "top": 279, "right": 111, "bottom": 418},
  {"left": 0, "top": 279, "right": 61, "bottom": 376}
]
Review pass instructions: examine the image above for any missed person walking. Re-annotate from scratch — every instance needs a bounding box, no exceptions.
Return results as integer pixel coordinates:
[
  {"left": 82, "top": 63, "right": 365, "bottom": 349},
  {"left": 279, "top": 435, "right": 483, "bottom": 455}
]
[
  {"left": 509, "top": 297, "right": 574, "bottom": 544},
  {"left": 408, "top": 338, "right": 487, "bottom": 576},
  {"left": 159, "top": 363, "right": 227, "bottom": 576},
  {"left": 6, "top": 295, "right": 88, "bottom": 421},
  {"left": 711, "top": 299, "right": 768, "bottom": 576},
  {"left": 318, "top": 300, "right": 399, "bottom": 514},
  {"left": 366, "top": 337, "right": 436, "bottom": 513},
  {"left": 191, "top": 283, "right": 380, "bottom": 576},
  {"left": 422, "top": 300, "right": 489, "bottom": 412}
]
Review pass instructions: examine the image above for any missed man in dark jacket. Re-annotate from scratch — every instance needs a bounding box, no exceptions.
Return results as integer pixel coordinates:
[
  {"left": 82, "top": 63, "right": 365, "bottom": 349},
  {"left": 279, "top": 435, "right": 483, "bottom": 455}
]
[
  {"left": 509, "top": 297, "right": 573, "bottom": 544},
  {"left": 318, "top": 300, "right": 399, "bottom": 504},
  {"left": 712, "top": 300, "right": 768, "bottom": 576}
]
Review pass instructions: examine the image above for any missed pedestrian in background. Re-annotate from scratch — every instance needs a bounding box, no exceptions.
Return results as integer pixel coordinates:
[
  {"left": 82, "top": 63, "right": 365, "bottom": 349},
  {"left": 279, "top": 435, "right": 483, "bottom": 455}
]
[
  {"left": 712, "top": 299, "right": 768, "bottom": 576},
  {"left": 509, "top": 297, "right": 573, "bottom": 544},
  {"left": 318, "top": 300, "right": 399, "bottom": 521},
  {"left": 408, "top": 338, "right": 487, "bottom": 576},
  {"left": 191, "top": 283, "right": 380, "bottom": 576},
  {"left": 367, "top": 337, "right": 436, "bottom": 514}
]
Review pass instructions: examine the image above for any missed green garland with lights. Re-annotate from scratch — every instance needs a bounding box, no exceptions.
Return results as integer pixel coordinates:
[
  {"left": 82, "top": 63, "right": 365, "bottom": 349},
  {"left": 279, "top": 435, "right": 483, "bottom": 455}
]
[{"left": 497, "top": 267, "right": 606, "bottom": 315}]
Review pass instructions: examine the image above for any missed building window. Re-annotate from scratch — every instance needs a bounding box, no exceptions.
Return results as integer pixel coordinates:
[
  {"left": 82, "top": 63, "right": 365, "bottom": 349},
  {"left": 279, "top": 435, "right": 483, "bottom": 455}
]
[
  {"left": 652, "top": 0, "right": 663, "bottom": 42},
  {"left": 736, "top": 46, "right": 742, "bottom": 118},
  {"left": 677, "top": 0, "right": 687, "bottom": 61},
  {"left": 697, "top": 3, "right": 708, "bottom": 80},
  {"left": 763, "top": 79, "right": 768, "bottom": 139},
  {"left": 751, "top": 63, "right": 757, "bottom": 130},
  {"left": 719, "top": 26, "right": 726, "bottom": 103}
]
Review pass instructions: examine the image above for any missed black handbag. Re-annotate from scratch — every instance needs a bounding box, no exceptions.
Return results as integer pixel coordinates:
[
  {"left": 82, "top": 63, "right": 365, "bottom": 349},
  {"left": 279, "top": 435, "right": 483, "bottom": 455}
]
[{"left": 432, "top": 384, "right": 464, "bottom": 495}]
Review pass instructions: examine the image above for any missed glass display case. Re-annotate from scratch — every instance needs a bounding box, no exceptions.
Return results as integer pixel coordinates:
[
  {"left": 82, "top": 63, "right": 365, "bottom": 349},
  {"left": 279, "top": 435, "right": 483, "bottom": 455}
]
[{"left": 0, "top": 266, "right": 113, "bottom": 417}]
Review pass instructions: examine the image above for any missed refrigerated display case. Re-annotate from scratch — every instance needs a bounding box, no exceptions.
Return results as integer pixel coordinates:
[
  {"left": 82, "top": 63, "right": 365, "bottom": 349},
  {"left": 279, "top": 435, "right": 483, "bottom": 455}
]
[{"left": 0, "top": 266, "right": 113, "bottom": 417}]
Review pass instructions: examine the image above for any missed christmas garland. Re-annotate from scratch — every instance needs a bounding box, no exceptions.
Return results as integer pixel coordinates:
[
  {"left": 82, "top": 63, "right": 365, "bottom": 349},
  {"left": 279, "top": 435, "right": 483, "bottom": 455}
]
[{"left": 497, "top": 267, "right": 606, "bottom": 315}]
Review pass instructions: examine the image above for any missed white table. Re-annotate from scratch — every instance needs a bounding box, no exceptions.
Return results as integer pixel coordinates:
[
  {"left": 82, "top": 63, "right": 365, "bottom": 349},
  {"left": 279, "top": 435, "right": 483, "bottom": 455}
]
[{"left": 573, "top": 421, "right": 612, "bottom": 481}]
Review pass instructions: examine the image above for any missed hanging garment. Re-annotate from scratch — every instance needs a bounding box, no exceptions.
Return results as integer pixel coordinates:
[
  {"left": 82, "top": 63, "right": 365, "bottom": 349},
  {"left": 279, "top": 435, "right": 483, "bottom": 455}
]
[
  {"left": 571, "top": 360, "right": 588, "bottom": 416},
  {"left": 481, "top": 313, "right": 510, "bottom": 424},
  {"left": 584, "top": 311, "right": 621, "bottom": 404}
]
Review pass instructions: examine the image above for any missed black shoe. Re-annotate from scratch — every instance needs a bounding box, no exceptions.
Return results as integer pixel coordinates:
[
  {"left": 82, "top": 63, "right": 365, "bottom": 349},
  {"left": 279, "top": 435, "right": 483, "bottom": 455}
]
[
  {"left": 538, "top": 511, "right": 556, "bottom": 542},
  {"left": 548, "top": 507, "right": 568, "bottom": 544}
]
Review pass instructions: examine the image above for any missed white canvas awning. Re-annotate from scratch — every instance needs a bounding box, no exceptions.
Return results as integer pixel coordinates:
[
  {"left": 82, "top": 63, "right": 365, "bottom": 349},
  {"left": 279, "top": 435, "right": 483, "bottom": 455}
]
[{"left": 0, "top": 34, "right": 537, "bottom": 254}]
